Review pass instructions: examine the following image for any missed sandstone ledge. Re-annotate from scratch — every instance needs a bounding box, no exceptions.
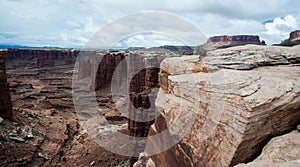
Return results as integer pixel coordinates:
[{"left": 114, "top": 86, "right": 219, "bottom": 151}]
[{"left": 148, "top": 45, "right": 300, "bottom": 167}]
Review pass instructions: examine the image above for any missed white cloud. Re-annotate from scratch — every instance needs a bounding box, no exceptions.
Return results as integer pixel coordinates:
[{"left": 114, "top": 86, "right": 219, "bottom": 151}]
[
  {"left": 0, "top": 0, "right": 300, "bottom": 47},
  {"left": 60, "top": 17, "right": 100, "bottom": 47},
  {"left": 115, "top": 32, "right": 184, "bottom": 48},
  {"left": 262, "top": 15, "right": 299, "bottom": 44},
  {"left": 264, "top": 15, "right": 297, "bottom": 35}
]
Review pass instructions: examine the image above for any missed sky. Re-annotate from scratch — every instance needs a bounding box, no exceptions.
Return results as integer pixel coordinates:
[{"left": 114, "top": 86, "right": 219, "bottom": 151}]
[{"left": 1, "top": 0, "right": 300, "bottom": 48}]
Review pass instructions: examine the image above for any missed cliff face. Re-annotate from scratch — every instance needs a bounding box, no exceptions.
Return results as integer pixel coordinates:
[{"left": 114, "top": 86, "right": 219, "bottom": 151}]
[
  {"left": 7, "top": 49, "right": 79, "bottom": 67},
  {"left": 76, "top": 51, "right": 179, "bottom": 162},
  {"left": 202, "top": 35, "right": 266, "bottom": 51},
  {"left": 76, "top": 51, "right": 126, "bottom": 91},
  {"left": 0, "top": 50, "right": 13, "bottom": 119},
  {"left": 147, "top": 45, "right": 300, "bottom": 167}
]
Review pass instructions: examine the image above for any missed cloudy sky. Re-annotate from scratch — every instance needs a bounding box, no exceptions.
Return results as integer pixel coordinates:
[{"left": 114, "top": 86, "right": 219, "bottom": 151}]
[{"left": 1, "top": 0, "right": 299, "bottom": 48}]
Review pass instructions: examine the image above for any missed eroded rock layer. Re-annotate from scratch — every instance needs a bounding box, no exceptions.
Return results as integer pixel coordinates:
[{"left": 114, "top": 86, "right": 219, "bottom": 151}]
[
  {"left": 0, "top": 50, "right": 13, "bottom": 119},
  {"left": 147, "top": 45, "right": 300, "bottom": 167}
]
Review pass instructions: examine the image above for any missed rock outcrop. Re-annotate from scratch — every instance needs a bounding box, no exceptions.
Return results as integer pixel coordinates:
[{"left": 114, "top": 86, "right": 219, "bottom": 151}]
[
  {"left": 0, "top": 50, "right": 13, "bottom": 119},
  {"left": 146, "top": 45, "right": 300, "bottom": 167},
  {"left": 290, "top": 30, "right": 300, "bottom": 42},
  {"left": 235, "top": 128, "right": 300, "bottom": 167},
  {"left": 202, "top": 35, "right": 266, "bottom": 51}
]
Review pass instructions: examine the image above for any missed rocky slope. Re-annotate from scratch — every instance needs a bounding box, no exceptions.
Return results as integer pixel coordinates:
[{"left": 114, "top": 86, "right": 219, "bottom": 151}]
[
  {"left": 146, "top": 45, "right": 300, "bottom": 167},
  {"left": 202, "top": 35, "right": 266, "bottom": 51}
]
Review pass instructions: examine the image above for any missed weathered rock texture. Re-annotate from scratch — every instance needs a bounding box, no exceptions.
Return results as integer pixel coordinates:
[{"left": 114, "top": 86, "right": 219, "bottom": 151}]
[
  {"left": 0, "top": 50, "right": 13, "bottom": 119},
  {"left": 147, "top": 45, "right": 300, "bottom": 167},
  {"left": 235, "top": 129, "right": 300, "bottom": 167},
  {"left": 7, "top": 49, "right": 79, "bottom": 67},
  {"left": 202, "top": 35, "right": 266, "bottom": 51}
]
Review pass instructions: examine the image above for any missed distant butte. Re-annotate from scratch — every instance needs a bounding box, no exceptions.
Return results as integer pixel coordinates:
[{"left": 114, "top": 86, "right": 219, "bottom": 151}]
[{"left": 202, "top": 35, "right": 266, "bottom": 51}]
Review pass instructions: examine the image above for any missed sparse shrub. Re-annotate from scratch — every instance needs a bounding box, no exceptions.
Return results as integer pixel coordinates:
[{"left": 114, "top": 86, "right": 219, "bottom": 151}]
[
  {"left": 61, "top": 156, "right": 66, "bottom": 162},
  {"left": 193, "top": 45, "right": 207, "bottom": 56},
  {"left": 279, "top": 39, "right": 296, "bottom": 47}
]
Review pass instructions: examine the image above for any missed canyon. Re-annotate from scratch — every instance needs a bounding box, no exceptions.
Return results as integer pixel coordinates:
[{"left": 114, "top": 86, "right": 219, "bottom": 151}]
[
  {"left": 0, "top": 43, "right": 300, "bottom": 167},
  {"left": 0, "top": 50, "right": 130, "bottom": 166}
]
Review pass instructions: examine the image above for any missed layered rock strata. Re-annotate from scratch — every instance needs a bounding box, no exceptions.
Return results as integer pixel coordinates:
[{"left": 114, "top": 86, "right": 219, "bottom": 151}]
[
  {"left": 147, "top": 45, "right": 300, "bottom": 167},
  {"left": 0, "top": 50, "right": 13, "bottom": 119},
  {"left": 7, "top": 49, "right": 79, "bottom": 67}
]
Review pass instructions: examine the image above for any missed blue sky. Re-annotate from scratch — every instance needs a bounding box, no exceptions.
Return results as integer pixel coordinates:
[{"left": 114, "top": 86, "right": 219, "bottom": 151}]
[{"left": 1, "top": 0, "right": 300, "bottom": 48}]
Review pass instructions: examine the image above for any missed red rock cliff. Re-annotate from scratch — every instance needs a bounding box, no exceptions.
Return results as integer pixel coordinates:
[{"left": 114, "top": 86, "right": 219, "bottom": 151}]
[{"left": 7, "top": 49, "right": 79, "bottom": 67}]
